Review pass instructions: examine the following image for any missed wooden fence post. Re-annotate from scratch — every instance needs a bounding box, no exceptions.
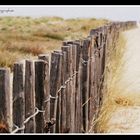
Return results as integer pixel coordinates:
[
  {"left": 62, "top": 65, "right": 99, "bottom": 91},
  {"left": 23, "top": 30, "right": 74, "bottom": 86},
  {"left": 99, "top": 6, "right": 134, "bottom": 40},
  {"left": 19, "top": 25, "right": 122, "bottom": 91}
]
[
  {"left": 80, "top": 39, "right": 90, "bottom": 132},
  {"left": 93, "top": 34, "right": 100, "bottom": 120},
  {"left": 51, "top": 51, "right": 62, "bottom": 133},
  {"left": 88, "top": 36, "right": 96, "bottom": 132},
  {"left": 38, "top": 54, "right": 50, "bottom": 133},
  {"left": 97, "top": 30, "right": 104, "bottom": 109},
  {"left": 71, "top": 44, "right": 77, "bottom": 132},
  {"left": 60, "top": 51, "right": 67, "bottom": 133},
  {"left": 24, "top": 60, "right": 36, "bottom": 133},
  {"left": 50, "top": 52, "right": 62, "bottom": 133},
  {"left": 0, "top": 68, "right": 11, "bottom": 132},
  {"left": 74, "top": 41, "right": 82, "bottom": 133},
  {"left": 35, "top": 60, "right": 46, "bottom": 133},
  {"left": 61, "top": 46, "right": 74, "bottom": 133},
  {"left": 13, "top": 62, "right": 25, "bottom": 133},
  {"left": 99, "top": 31, "right": 106, "bottom": 108}
]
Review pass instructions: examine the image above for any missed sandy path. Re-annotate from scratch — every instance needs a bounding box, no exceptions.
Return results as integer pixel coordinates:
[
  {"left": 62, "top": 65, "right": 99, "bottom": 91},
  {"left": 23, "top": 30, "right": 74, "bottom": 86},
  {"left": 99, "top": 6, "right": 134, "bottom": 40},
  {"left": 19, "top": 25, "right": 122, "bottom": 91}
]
[
  {"left": 106, "top": 26, "right": 140, "bottom": 133},
  {"left": 119, "top": 27, "right": 140, "bottom": 93}
]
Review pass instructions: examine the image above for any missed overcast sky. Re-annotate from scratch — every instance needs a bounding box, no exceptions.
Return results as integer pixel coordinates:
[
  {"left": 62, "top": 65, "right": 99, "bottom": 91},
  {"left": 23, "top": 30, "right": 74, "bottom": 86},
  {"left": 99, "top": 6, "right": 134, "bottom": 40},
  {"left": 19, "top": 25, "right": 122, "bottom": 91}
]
[{"left": 0, "top": 6, "right": 140, "bottom": 21}]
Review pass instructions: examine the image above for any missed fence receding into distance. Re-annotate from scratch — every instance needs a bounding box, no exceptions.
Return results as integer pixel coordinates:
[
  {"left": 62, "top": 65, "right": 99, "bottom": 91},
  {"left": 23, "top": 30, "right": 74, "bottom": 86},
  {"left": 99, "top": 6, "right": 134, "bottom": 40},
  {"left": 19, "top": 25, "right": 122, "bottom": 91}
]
[{"left": 0, "top": 21, "right": 136, "bottom": 133}]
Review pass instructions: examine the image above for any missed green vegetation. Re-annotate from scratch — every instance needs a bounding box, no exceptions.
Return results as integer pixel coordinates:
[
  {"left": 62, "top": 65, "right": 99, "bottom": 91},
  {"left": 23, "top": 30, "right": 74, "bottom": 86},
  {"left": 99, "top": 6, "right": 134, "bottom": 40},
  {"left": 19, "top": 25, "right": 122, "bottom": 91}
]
[{"left": 0, "top": 16, "right": 109, "bottom": 68}]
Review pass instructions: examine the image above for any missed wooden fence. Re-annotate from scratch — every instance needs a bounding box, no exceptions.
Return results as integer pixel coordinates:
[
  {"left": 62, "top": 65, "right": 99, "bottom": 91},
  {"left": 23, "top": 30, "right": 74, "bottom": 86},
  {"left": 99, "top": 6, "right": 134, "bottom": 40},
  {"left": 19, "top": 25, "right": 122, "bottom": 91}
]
[{"left": 0, "top": 21, "right": 136, "bottom": 133}]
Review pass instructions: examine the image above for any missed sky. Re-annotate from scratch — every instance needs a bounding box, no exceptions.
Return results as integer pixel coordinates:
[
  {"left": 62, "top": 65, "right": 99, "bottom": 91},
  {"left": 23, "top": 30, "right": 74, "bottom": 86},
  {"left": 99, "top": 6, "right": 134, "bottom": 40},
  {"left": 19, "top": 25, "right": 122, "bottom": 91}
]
[{"left": 0, "top": 6, "right": 140, "bottom": 21}]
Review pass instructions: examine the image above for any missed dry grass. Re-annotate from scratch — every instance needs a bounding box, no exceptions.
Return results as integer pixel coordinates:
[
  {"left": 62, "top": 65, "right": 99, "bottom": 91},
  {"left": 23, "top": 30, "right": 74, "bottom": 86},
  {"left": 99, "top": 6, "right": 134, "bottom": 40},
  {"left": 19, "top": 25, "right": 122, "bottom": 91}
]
[
  {"left": 91, "top": 29, "right": 140, "bottom": 133},
  {"left": 0, "top": 16, "right": 109, "bottom": 69},
  {"left": 89, "top": 33, "right": 128, "bottom": 133}
]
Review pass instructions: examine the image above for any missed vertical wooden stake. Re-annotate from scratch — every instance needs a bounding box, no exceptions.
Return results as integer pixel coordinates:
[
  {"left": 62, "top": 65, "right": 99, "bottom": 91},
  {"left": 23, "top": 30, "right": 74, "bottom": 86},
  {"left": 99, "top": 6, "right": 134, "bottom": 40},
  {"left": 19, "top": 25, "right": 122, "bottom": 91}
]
[
  {"left": 24, "top": 60, "right": 36, "bottom": 133},
  {"left": 61, "top": 46, "right": 73, "bottom": 133},
  {"left": 38, "top": 54, "right": 50, "bottom": 133},
  {"left": 81, "top": 39, "right": 90, "bottom": 132},
  {"left": 60, "top": 51, "right": 67, "bottom": 133},
  {"left": 50, "top": 52, "right": 62, "bottom": 133},
  {"left": 13, "top": 62, "right": 25, "bottom": 133},
  {"left": 35, "top": 60, "right": 46, "bottom": 133},
  {"left": 74, "top": 42, "right": 82, "bottom": 133},
  {"left": 0, "top": 68, "right": 11, "bottom": 132}
]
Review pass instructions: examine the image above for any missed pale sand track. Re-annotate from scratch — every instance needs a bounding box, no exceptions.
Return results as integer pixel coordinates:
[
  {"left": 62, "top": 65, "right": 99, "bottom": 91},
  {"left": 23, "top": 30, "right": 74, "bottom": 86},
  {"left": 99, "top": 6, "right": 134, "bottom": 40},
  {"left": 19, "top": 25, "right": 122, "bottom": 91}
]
[{"left": 106, "top": 26, "right": 140, "bottom": 133}]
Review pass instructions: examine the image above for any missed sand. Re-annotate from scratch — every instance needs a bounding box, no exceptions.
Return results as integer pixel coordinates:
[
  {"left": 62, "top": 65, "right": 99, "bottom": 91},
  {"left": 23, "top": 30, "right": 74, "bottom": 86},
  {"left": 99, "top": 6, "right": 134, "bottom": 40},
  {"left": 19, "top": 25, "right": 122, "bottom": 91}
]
[{"left": 106, "top": 26, "right": 140, "bottom": 133}]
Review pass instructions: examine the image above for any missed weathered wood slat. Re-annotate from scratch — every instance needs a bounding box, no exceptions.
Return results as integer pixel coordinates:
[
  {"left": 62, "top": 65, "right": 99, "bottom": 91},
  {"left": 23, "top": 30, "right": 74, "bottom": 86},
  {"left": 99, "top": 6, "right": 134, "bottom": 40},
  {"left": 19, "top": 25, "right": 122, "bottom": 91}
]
[
  {"left": 60, "top": 51, "right": 67, "bottom": 133},
  {"left": 35, "top": 60, "right": 46, "bottom": 133},
  {"left": 71, "top": 44, "right": 77, "bottom": 133},
  {"left": 93, "top": 36, "right": 100, "bottom": 119},
  {"left": 50, "top": 52, "right": 62, "bottom": 133},
  {"left": 74, "top": 41, "right": 82, "bottom": 133},
  {"left": 54, "top": 52, "right": 62, "bottom": 133},
  {"left": 88, "top": 37, "right": 96, "bottom": 132},
  {"left": 61, "top": 45, "right": 73, "bottom": 133},
  {"left": 38, "top": 54, "right": 50, "bottom": 133},
  {"left": 24, "top": 60, "right": 36, "bottom": 133},
  {"left": 13, "top": 62, "right": 25, "bottom": 133},
  {"left": 80, "top": 39, "right": 90, "bottom": 132},
  {"left": 0, "top": 68, "right": 11, "bottom": 132}
]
